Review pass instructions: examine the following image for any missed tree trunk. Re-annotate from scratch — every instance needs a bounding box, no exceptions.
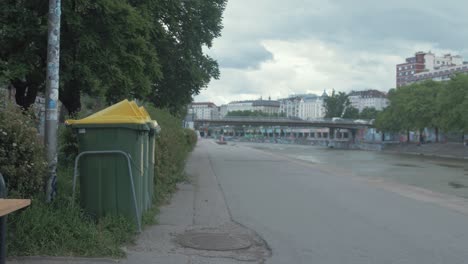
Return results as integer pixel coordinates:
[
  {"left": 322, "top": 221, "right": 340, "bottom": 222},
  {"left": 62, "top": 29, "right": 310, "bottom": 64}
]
[
  {"left": 11, "top": 79, "right": 39, "bottom": 109},
  {"left": 435, "top": 127, "right": 439, "bottom": 143},
  {"left": 406, "top": 129, "right": 410, "bottom": 143},
  {"left": 59, "top": 80, "right": 82, "bottom": 115}
]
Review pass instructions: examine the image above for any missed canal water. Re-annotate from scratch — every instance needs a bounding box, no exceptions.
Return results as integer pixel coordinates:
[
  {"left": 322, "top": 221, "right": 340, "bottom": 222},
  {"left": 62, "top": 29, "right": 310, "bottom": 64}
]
[{"left": 237, "top": 142, "right": 468, "bottom": 199}]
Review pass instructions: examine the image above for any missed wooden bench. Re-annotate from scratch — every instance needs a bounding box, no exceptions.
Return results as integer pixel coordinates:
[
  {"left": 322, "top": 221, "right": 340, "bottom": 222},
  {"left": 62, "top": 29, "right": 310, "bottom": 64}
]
[
  {"left": 0, "top": 199, "right": 31, "bottom": 264},
  {"left": 0, "top": 199, "right": 30, "bottom": 217}
]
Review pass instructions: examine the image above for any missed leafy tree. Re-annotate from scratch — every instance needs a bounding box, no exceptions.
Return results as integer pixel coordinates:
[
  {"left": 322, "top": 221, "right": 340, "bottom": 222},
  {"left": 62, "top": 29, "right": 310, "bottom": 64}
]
[
  {"left": 139, "top": 0, "right": 226, "bottom": 114},
  {"left": 375, "top": 108, "right": 399, "bottom": 132},
  {"left": 376, "top": 75, "right": 468, "bottom": 143},
  {"left": 323, "top": 90, "right": 351, "bottom": 118},
  {"left": 59, "top": 0, "right": 162, "bottom": 114},
  {"left": 375, "top": 88, "right": 413, "bottom": 142},
  {"left": 377, "top": 81, "right": 445, "bottom": 142},
  {"left": 437, "top": 74, "right": 468, "bottom": 133},
  {"left": 397, "top": 81, "right": 441, "bottom": 142},
  {"left": 414, "top": 81, "right": 442, "bottom": 141},
  {"left": 342, "top": 106, "right": 359, "bottom": 119},
  {"left": 0, "top": 0, "right": 48, "bottom": 109},
  {"left": 1, "top": 0, "right": 227, "bottom": 115},
  {"left": 359, "top": 107, "right": 379, "bottom": 120}
]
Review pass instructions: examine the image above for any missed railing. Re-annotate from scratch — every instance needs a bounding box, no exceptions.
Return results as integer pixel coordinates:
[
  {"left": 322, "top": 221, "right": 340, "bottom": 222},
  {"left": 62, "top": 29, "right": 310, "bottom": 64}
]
[{"left": 72, "top": 150, "right": 141, "bottom": 232}]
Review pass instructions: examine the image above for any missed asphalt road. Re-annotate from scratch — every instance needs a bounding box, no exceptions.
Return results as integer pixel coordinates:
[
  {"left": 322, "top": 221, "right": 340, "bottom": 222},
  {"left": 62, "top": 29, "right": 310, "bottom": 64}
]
[{"left": 202, "top": 140, "right": 468, "bottom": 264}]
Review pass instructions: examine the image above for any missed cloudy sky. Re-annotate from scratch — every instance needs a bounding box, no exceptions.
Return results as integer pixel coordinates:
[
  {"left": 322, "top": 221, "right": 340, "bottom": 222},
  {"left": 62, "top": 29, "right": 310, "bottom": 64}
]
[{"left": 194, "top": 0, "right": 468, "bottom": 105}]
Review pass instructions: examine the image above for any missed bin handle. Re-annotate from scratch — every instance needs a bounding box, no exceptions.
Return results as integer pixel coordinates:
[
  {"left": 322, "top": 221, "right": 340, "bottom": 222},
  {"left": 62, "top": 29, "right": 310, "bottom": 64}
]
[{"left": 72, "top": 150, "right": 141, "bottom": 232}]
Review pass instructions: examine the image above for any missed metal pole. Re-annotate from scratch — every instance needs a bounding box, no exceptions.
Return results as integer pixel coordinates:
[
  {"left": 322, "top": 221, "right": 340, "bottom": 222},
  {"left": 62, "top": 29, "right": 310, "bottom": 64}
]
[{"left": 44, "top": 0, "right": 62, "bottom": 202}]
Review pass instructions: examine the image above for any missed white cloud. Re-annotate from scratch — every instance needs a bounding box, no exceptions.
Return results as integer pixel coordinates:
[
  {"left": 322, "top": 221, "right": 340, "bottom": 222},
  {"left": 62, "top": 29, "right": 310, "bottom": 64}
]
[{"left": 196, "top": 0, "right": 468, "bottom": 105}]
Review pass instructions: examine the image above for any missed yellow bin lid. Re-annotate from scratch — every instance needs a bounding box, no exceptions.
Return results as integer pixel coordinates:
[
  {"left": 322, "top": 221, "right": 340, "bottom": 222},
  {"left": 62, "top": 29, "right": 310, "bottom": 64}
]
[
  {"left": 66, "top": 99, "right": 148, "bottom": 125},
  {"left": 139, "top": 106, "right": 159, "bottom": 128}
]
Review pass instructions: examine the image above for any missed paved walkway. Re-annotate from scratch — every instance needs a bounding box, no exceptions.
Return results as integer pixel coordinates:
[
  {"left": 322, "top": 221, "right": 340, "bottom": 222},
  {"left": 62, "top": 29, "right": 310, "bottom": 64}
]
[{"left": 9, "top": 142, "right": 270, "bottom": 264}]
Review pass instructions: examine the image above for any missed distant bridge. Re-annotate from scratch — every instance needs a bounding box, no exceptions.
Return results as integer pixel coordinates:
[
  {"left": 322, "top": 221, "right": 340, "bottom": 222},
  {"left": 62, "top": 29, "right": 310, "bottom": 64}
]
[{"left": 194, "top": 117, "right": 374, "bottom": 130}]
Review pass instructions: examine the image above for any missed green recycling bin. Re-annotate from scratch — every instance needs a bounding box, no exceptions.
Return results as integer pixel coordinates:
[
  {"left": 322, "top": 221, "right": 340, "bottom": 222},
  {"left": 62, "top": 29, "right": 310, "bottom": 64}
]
[
  {"left": 67, "top": 100, "right": 150, "bottom": 230},
  {"left": 147, "top": 121, "right": 158, "bottom": 207},
  {"left": 137, "top": 106, "right": 159, "bottom": 210}
]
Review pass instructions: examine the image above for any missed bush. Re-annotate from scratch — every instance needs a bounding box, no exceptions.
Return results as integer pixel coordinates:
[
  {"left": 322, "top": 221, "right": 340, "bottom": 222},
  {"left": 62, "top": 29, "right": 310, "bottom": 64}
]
[
  {"left": 145, "top": 106, "right": 196, "bottom": 204},
  {"left": 184, "top": 128, "right": 198, "bottom": 151},
  {"left": 0, "top": 101, "right": 47, "bottom": 198},
  {"left": 58, "top": 125, "right": 78, "bottom": 166}
]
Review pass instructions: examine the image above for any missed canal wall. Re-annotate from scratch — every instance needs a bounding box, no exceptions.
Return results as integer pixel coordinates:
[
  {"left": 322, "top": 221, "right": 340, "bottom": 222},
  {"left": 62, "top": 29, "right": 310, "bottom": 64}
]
[
  {"left": 222, "top": 136, "right": 383, "bottom": 150},
  {"left": 215, "top": 135, "right": 466, "bottom": 159},
  {"left": 351, "top": 142, "right": 384, "bottom": 151},
  {"left": 382, "top": 142, "right": 467, "bottom": 160}
]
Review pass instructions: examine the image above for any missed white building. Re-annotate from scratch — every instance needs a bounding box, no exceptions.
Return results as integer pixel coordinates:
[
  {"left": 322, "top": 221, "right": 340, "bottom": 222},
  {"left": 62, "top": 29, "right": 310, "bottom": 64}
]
[
  {"left": 279, "top": 97, "right": 301, "bottom": 118},
  {"left": 226, "top": 100, "right": 255, "bottom": 112},
  {"left": 423, "top": 53, "right": 464, "bottom": 71},
  {"left": 298, "top": 94, "right": 326, "bottom": 120},
  {"left": 348, "top": 90, "right": 388, "bottom": 112},
  {"left": 226, "top": 98, "right": 280, "bottom": 115},
  {"left": 188, "top": 102, "right": 218, "bottom": 120},
  {"left": 397, "top": 52, "right": 468, "bottom": 87},
  {"left": 280, "top": 92, "right": 327, "bottom": 119},
  {"left": 252, "top": 100, "right": 280, "bottom": 115},
  {"left": 219, "top": 104, "right": 228, "bottom": 118}
]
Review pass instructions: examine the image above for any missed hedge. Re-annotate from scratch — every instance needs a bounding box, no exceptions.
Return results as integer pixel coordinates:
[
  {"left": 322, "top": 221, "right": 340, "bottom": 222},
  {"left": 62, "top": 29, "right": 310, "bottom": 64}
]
[{"left": 0, "top": 101, "right": 47, "bottom": 198}]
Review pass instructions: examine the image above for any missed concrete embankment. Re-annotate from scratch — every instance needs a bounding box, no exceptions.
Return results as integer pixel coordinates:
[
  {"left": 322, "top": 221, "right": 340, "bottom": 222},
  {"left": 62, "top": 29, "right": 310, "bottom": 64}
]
[
  {"left": 379, "top": 142, "right": 466, "bottom": 160},
  {"left": 223, "top": 137, "right": 467, "bottom": 160}
]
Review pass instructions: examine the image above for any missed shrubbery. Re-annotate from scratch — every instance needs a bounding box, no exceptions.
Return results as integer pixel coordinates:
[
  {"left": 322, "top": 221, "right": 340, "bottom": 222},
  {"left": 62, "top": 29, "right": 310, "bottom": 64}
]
[
  {"left": 0, "top": 101, "right": 47, "bottom": 198},
  {"left": 58, "top": 124, "right": 78, "bottom": 166},
  {"left": 184, "top": 128, "right": 198, "bottom": 152},
  {"left": 145, "top": 106, "right": 197, "bottom": 204}
]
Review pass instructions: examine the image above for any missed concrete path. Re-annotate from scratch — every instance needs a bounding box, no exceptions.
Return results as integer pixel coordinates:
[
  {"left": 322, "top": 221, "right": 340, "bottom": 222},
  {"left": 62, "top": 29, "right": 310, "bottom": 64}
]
[
  {"left": 205, "top": 140, "right": 468, "bottom": 264},
  {"left": 9, "top": 141, "right": 270, "bottom": 264}
]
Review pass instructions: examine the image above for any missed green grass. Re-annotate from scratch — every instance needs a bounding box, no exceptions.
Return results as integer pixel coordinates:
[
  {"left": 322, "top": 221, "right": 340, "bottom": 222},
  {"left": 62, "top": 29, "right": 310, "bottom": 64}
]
[{"left": 7, "top": 166, "right": 135, "bottom": 257}]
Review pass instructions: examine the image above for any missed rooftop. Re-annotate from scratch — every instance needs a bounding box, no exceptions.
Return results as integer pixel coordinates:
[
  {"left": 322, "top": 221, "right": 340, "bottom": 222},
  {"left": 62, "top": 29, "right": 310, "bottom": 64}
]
[
  {"left": 348, "top": 90, "right": 387, "bottom": 98},
  {"left": 252, "top": 100, "right": 280, "bottom": 107},
  {"left": 190, "top": 102, "right": 217, "bottom": 107}
]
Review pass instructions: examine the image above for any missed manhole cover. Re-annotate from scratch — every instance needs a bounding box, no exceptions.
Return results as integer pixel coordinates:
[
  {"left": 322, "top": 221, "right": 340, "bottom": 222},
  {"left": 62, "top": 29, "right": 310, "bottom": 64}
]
[{"left": 177, "top": 232, "right": 252, "bottom": 251}]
